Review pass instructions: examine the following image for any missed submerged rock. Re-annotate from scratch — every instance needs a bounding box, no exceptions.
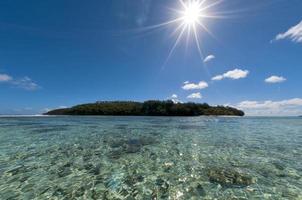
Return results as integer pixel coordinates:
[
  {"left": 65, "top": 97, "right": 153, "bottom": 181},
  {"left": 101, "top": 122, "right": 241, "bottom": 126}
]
[
  {"left": 126, "top": 139, "right": 142, "bottom": 153},
  {"left": 5, "top": 165, "right": 26, "bottom": 176},
  {"left": 207, "top": 167, "right": 256, "bottom": 186},
  {"left": 138, "top": 136, "right": 157, "bottom": 146},
  {"left": 109, "top": 136, "right": 156, "bottom": 149},
  {"left": 108, "top": 136, "right": 158, "bottom": 158},
  {"left": 73, "top": 186, "right": 85, "bottom": 197},
  {"left": 57, "top": 164, "right": 72, "bottom": 178},
  {"left": 53, "top": 186, "right": 67, "bottom": 197},
  {"left": 155, "top": 178, "right": 169, "bottom": 198},
  {"left": 108, "top": 150, "right": 124, "bottom": 159},
  {"left": 195, "top": 184, "right": 206, "bottom": 196},
  {"left": 124, "top": 174, "right": 144, "bottom": 186},
  {"left": 272, "top": 161, "right": 285, "bottom": 170},
  {"left": 91, "top": 164, "right": 101, "bottom": 175},
  {"left": 109, "top": 139, "right": 127, "bottom": 148},
  {"left": 188, "top": 183, "right": 206, "bottom": 197}
]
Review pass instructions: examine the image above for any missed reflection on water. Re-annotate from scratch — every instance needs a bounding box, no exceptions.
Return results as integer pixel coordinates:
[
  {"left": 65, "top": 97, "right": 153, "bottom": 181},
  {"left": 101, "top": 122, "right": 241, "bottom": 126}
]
[{"left": 0, "top": 116, "right": 301, "bottom": 199}]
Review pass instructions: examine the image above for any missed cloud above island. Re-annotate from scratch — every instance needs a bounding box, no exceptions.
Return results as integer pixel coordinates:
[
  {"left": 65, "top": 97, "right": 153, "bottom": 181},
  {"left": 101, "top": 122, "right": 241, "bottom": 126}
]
[
  {"left": 236, "top": 98, "right": 302, "bottom": 116},
  {"left": 168, "top": 94, "right": 182, "bottom": 103},
  {"left": 265, "top": 75, "right": 286, "bottom": 83},
  {"left": 212, "top": 69, "right": 249, "bottom": 81},
  {"left": 171, "top": 94, "right": 178, "bottom": 99},
  {"left": 0, "top": 73, "right": 40, "bottom": 91},
  {"left": 203, "top": 54, "right": 215, "bottom": 63},
  {"left": 187, "top": 92, "right": 202, "bottom": 99},
  {"left": 274, "top": 20, "right": 302, "bottom": 43},
  {"left": 182, "top": 81, "right": 208, "bottom": 90}
]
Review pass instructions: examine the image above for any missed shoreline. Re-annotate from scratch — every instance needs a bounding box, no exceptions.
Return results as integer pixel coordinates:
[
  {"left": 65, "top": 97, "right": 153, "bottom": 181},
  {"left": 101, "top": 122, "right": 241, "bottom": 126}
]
[{"left": 0, "top": 115, "right": 300, "bottom": 118}]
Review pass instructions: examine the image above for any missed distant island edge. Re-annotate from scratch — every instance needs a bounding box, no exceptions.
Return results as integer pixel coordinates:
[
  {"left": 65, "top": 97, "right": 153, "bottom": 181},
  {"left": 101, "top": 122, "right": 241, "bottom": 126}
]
[{"left": 45, "top": 100, "right": 244, "bottom": 116}]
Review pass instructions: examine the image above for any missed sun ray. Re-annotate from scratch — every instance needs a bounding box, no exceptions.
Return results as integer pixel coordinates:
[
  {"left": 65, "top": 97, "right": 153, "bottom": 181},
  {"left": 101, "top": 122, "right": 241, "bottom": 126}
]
[
  {"left": 126, "top": 0, "right": 227, "bottom": 66},
  {"left": 133, "top": 18, "right": 184, "bottom": 33},
  {"left": 185, "top": 23, "right": 192, "bottom": 50},
  {"left": 196, "top": 20, "right": 216, "bottom": 40},
  {"left": 200, "top": 0, "right": 224, "bottom": 12},
  {"left": 170, "top": 21, "right": 186, "bottom": 38},
  {"left": 192, "top": 24, "right": 204, "bottom": 61},
  {"left": 162, "top": 24, "right": 188, "bottom": 69}
]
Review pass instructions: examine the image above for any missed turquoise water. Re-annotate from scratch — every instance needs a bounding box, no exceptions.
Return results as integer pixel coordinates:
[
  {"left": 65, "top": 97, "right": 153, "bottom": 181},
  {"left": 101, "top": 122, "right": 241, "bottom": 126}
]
[{"left": 0, "top": 116, "right": 301, "bottom": 199}]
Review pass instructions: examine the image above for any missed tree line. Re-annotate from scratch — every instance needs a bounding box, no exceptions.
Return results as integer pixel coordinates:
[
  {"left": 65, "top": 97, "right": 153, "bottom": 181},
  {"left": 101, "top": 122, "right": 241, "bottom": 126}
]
[{"left": 45, "top": 100, "right": 244, "bottom": 116}]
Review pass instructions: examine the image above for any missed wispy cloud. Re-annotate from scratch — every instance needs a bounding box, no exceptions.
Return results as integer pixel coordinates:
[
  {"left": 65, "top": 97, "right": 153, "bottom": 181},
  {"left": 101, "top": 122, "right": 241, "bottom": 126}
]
[
  {"left": 203, "top": 54, "right": 215, "bottom": 63},
  {"left": 42, "top": 108, "right": 51, "bottom": 113},
  {"left": 0, "top": 74, "right": 13, "bottom": 82},
  {"left": 274, "top": 20, "right": 302, "bottom": 43},
  {"left": 187, "top": 92, "right": 202, "bottom": 99},
  {"left": 236, "top": 98, "right": 302, "bottom": 116},
  {"left": 265, "top": 75, "right": 286, "bottom": 83},
  {"left": 116, "top": 0, "right": 152, "bottom": 27},
  {"left": 42, "top": 106, "right": 67, "bottom": 113},
  {"left": 136, "top": 0, "right": 152, "bottom": 26},
  {"left": 212, "top": 69, "right": 249, "bottom": 81},
  {"left": 12, "top": 77, "right": 40, "bottom": 91},
  {"left": 182, "top": 81, "right": 208, "bottom": 90},
  {"left": 0, "top": 73, "right": 40, "bottom": 91}
]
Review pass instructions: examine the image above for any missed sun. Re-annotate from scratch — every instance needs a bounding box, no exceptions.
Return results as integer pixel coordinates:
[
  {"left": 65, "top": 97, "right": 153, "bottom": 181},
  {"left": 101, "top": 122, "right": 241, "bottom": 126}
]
[
  {"left": 161, "top": 0, "right": 212, "bottom": 64},
  {"left": 135, "top": 0, "right": 224, "bottom": 66},
  {"left": 181, "top": 1, "right": 203, "bottom": 25}
]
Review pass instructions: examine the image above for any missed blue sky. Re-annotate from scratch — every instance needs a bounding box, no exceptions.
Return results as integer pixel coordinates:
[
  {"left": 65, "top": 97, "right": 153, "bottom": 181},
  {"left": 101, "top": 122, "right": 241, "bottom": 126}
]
[{"left": 0, "top": 0, "right": 301, "bottom": 115}]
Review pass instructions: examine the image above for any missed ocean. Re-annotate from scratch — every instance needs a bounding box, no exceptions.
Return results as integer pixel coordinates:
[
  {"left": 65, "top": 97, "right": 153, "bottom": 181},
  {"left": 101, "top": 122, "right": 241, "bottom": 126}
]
[{"left": 0, "top": 116, "right": 301, "bottom": 199}]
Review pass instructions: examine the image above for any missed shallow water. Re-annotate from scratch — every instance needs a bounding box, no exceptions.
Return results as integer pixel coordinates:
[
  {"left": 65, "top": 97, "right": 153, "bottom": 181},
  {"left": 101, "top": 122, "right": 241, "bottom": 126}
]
[{"left": 0, "top": 116, "right": 301, "bottom": 199}]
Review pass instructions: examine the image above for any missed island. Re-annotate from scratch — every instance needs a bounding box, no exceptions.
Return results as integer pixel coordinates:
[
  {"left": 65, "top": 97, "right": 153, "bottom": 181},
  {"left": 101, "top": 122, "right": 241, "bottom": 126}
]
[{"left": 45, "top": 100, "right": 244, "bottom": 116}]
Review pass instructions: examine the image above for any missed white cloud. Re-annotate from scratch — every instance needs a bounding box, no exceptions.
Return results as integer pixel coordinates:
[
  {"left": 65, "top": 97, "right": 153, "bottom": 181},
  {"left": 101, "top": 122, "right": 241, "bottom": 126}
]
[
  {"left": 182, "top": 81, "right": 208, "bottom": 90},
  {"left": 203, "top": 54, "right": 215, "bottom": 63},
  {"left": 274, "top": 20, "right": 302, "bottom": 43},
  {"left": 212, "top": 75, "right": 224, "bottom": 81},
  {"left": 171, "top": 94, "right": 178, "bottom": 99},
  {"left": 0, "top": 72, "right": 40, "bottom": 91},
  {"left": 265, "top": 75, "right": 286, "bottom": 83},
  {"left": 42, "top": 106, "right": 67, "bottom": 113},
  {"left": 187, "top": 92, "right": 202, "bottom": 99},
  {"left": 236, "top": 98, "right": 302, "bottom": 116},
  {"left": 12, "top": 77, "right": 40, "bottom": 91},
  {"left": 169, "top": 94, "right": 182, "bottom": 103},
  {"left": 212, "top": 69, "right": 249, "bottom": 81},
  {"left": 42, "top": 108, "right": 51, "bottom": 113},
  {"left": 0, "top": 74, "right": 12, "bottom": 82},
  {"left": 171, "top": 99, "right": 183, "bottom": 104}
]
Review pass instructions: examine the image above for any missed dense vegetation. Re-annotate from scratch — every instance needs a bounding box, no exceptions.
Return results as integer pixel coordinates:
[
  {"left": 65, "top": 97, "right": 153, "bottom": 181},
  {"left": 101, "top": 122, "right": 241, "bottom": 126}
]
[{"left": 45, "top": 100, "right": 244, "bottom": 116}]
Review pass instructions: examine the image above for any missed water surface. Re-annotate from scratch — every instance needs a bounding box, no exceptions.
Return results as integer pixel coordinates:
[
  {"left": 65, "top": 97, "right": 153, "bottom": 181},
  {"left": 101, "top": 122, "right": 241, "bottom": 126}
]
[{"left": 0, "top": 116, "right": 301, "bottom": 199}]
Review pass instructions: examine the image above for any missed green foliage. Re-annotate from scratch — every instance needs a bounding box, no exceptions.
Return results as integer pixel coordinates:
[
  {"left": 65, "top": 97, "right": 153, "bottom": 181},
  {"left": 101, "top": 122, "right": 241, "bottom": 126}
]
[{"left": 45, "top": 100, "right": 244, "bottom": 116}]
